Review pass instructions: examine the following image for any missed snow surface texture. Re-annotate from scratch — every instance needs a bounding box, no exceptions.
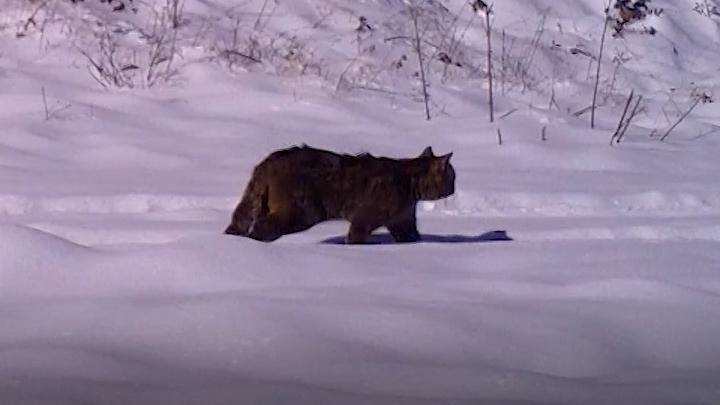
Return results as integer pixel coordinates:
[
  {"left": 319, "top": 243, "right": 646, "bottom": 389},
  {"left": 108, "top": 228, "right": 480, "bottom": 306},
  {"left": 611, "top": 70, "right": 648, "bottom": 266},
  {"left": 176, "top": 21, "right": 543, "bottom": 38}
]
[{"left": 1, "top": 0, "right": 720, "bottom": 404}]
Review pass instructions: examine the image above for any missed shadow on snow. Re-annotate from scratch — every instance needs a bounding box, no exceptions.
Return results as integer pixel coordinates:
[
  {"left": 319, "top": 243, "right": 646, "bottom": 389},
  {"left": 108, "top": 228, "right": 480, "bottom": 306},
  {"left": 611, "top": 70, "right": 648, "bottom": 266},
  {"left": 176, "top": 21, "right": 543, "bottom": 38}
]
[{"left": 321, "top": 230, "right": 513, "bottom": 245}]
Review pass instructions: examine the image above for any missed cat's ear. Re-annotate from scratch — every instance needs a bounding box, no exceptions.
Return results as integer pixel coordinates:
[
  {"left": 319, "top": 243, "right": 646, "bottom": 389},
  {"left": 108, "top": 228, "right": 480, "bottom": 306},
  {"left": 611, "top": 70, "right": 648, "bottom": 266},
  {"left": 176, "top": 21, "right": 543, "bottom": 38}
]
[
  {"left": 441, "top": 152, "right": 453, "bottom": 166},
  {"left": 419, "top": 146, "right": 435, "bottom": 157}
]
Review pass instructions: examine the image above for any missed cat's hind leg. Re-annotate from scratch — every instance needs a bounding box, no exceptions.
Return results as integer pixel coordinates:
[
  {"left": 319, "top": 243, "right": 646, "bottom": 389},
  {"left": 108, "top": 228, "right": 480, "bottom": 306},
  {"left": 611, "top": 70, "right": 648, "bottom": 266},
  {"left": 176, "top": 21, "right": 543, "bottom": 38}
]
[
  {"left": 224, "top": 200, "right": 257, "bottom": 236},
  {"left": 246, "top": 213, "right": 289, "bottom": 241},
  {"left": 248, "top": 209, "right": 323, "bottom": 242}
]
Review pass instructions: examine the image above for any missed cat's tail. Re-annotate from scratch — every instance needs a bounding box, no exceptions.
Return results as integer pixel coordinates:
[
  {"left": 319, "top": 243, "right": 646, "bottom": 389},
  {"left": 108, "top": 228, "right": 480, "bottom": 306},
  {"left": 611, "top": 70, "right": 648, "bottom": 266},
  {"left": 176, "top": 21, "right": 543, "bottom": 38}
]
[{"left": 224, "top": 178, "right": 269, "bottom": 236}]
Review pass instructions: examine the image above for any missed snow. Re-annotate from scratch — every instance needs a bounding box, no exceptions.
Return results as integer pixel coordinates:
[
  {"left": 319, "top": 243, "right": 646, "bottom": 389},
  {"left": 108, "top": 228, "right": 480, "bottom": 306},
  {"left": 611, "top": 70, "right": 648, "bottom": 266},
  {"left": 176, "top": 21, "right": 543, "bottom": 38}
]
[{"left": 1, "top": 0, "right": 720, "bottom": 403}]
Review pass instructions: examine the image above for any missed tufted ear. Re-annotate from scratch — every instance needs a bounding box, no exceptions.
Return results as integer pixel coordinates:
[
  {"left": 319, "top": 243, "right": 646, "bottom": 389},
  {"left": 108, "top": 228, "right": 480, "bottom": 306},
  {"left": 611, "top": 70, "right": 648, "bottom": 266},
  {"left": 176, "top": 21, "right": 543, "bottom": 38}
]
[
  {"left": 441, "top": 152, "right": 453, "bottom": 166},
  {"left": 419, "top": 146, "right": 435, "bottom": 157}
]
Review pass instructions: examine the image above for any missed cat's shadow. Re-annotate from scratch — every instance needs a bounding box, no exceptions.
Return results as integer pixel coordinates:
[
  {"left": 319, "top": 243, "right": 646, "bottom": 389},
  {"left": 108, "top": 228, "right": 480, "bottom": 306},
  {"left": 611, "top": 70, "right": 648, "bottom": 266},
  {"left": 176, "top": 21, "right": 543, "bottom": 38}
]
[{"left": 321, "top": 230, "right": 513, "bottom": 245}]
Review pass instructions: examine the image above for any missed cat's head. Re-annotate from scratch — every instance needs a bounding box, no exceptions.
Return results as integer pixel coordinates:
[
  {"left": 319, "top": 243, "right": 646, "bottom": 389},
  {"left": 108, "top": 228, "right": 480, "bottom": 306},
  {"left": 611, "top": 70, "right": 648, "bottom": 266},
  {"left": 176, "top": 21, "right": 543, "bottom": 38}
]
[{"left": 416, "top": 146, "right": 455, "bottom": 200}]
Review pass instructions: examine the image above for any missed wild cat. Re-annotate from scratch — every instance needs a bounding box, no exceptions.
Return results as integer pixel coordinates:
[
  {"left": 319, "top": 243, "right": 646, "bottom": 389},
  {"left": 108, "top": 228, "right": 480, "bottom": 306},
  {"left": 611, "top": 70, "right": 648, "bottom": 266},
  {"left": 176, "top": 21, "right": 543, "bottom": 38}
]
[{"left": 224, "top": 145, "right": 455, "bottom": 244}]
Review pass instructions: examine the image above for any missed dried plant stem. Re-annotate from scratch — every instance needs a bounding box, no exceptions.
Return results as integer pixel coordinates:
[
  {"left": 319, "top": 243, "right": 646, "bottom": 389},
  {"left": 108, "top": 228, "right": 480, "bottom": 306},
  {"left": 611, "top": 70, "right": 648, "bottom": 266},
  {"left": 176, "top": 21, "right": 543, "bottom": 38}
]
[
  {"left": 41, "top": 87, "right": 49, "bottom": 120},
  {"left": 610, "top": 89, "right": 634, "bottom": 145},
  {"left": 660, "top": 99, "right": 701, "bottom": 141},
  {"left": 548, "top": 86, "right": 560, "bottom": 111},
  {"left": 254, "top": 0, "right": 271, "bottom": 31},
  {"left": 573, "top": 105, "right": 593, "bottom": 117},
  {"left": 167, "top": 0, "right": 184, "bottom": 29},
  {"left": 498, "top": 108, "right": 517, "bottom": 120},
  {"left": 591, "top": 12, "right": 609, "bottom": 129},
  {"left": 615, "top": 94, "right": 643, "bottom": 144},
  {"left": 485, "top": 7, "right": 494, "bottom": 122},
  {"left": 20, "top": 1, "right": 48, "bottom": 35},
  {"left": 410, "top": 6, "right": 431, "bottom": 121},
  {"left": 222, "top": 49, "right": 261, "bottom": 64},
  {"left": 501, "top": 29, "right": 506, "bottom": 95}
]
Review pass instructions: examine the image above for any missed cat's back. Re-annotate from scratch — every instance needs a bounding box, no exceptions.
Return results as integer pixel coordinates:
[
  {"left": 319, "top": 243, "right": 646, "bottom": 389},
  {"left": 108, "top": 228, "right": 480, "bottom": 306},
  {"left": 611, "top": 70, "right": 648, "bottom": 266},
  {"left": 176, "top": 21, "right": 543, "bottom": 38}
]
[{"left": 253, "top": 145, "right": 342, "bottom": 179}]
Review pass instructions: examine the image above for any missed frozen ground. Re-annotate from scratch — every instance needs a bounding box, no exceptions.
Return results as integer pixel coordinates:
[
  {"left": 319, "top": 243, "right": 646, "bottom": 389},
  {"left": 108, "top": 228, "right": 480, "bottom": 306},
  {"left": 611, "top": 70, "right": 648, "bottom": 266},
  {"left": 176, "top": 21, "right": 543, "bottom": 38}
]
[{"left": 1, "top": 0, "right": 720, "bottom": 404}]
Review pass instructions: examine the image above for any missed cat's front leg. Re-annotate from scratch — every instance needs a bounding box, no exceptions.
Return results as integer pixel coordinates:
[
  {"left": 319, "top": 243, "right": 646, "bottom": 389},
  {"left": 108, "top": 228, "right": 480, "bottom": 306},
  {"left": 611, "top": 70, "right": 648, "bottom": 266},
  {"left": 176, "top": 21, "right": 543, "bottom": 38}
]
[{"left": 386, "top": 205, "right": 420, "bottom": 243}]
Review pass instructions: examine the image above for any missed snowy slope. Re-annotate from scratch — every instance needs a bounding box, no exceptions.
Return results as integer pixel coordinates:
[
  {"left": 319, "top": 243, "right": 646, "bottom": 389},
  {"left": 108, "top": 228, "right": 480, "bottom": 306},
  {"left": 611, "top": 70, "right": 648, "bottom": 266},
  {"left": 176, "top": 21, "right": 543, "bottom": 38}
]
[{"left": 1, "top": 0, "right": 720, "bottom": 404}]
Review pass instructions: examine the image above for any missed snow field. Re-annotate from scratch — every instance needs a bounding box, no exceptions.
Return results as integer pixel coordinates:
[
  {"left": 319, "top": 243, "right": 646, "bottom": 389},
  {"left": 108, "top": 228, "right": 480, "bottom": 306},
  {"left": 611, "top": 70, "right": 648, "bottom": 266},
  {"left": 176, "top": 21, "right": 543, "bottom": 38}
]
[{"left": 1, "top": 0, "right": 720, "bottom": 403}]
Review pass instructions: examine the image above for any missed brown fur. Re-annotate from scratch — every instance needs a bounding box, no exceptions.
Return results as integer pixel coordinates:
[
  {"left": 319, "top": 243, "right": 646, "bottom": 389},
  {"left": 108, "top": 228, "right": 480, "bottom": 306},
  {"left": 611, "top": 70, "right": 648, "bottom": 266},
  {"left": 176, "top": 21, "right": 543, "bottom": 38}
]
[{"left": 224, "top": 145, "right": 455, "bottom": 244}]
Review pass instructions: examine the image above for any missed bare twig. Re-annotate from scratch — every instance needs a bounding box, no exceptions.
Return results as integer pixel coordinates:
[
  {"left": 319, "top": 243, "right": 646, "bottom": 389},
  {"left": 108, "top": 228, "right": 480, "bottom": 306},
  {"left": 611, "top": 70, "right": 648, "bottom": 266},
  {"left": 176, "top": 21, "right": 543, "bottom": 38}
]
[
  {"left": 409, "top": 5, "right": 431, "bottom": 121},
  {"left": 501, "top": 29, "right": 506, "bottom": 95},
  {"left": 18, "top": 1, "right": 48, "bottom": 37},
  {"left": 225, "top": 16, "right": 242, "bottom": 69},
  {"left": 141, "top": 3, "right": 183, "bottom": 87},
  {"left": 615, "top": 94, "right": 643, "bottom": 144},
  {"left": 548, "top": 86, "right": 560, "bottom": 111},
  {"left": 84, "top": 64, "right": 109, "bottom": 89},
  {"left": 610, "top": 89, "right": 635, "bottom": 145},
  {"left": 384, "top": 36, "right": 441, "bottom": 53},
  {"left": 591, "top": 9, "right": 610, "bottom": 129},
  {"left": 498, "top": 108, "right": 518, "bottom": 120},
  {"left": 191, "top": 17, "right": 210, "bottom": 47},
  {"left": 384, "top": 35, "right": 414, "bottom": 42},
  {"left": 41, "top": 87, "right": 49, "bottom": 120},
  {"left": 40, "top": 86, "right": 71, "bottom": 119},
  {"left": 485, "top": 5, "right": 494, "bottom": 122},
  {"left": 80, "top": 17, "right": 180, "bottom": 90},
  {"left": 660, "top": 99, "right": 701, "bottom": 141},
  {"left": 518, "top": 12, "right": 546, "bottom": 93},
  {"left": 497, "top": 128, "right": 503, "bottom": 145},
  {"left": 352, "top": 86, "right": 410, "bottom": 97},
  {"left": 221, "top": 49, "right": 262, "bottom": 64},
  {"left": 167, "top": 0, "right": 184, "bottom": 29},
  {"left": 573, "top": 105, "right": 593, "bottom": 117},
  {"left": 254, "top": 0, "right": 271, "bottom": 31},
  {"left": 335, "top": 58, "right": 359, "bottom": 92},
  {"left": 79, "top": 46, "right": 120, "bottom": 88}
]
